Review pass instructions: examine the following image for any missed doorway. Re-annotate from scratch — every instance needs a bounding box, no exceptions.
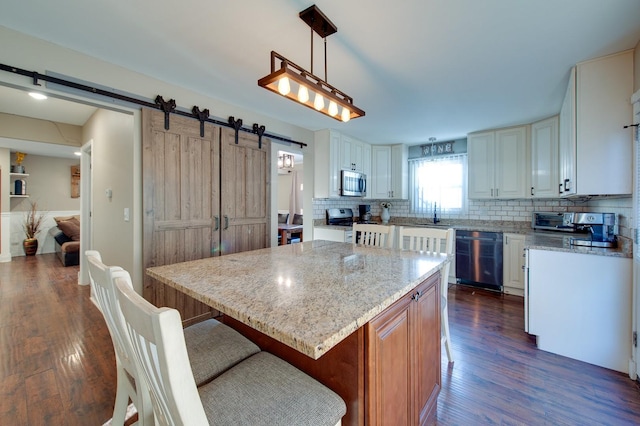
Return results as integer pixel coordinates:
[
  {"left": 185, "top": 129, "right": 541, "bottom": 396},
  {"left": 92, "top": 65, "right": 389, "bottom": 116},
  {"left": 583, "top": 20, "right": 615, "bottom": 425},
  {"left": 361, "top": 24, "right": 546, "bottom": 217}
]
[{"left": 276, "top": 150, "right": 303, "bottom": 245}]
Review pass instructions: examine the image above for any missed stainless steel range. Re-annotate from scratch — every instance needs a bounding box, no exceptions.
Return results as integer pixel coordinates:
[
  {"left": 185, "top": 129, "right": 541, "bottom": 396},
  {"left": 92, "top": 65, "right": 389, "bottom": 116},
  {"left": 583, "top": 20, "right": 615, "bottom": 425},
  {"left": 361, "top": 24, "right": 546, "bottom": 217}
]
[{"left": 326, "top": 208, "right": 355, "bottom": 226}]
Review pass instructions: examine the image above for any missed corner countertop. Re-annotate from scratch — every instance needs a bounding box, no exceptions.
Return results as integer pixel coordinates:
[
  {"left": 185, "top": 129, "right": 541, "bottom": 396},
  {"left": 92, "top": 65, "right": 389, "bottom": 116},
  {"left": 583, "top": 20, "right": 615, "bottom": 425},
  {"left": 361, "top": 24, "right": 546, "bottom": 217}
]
[{"left": 147, "top": 240, "right": 446, "bottom": 359}]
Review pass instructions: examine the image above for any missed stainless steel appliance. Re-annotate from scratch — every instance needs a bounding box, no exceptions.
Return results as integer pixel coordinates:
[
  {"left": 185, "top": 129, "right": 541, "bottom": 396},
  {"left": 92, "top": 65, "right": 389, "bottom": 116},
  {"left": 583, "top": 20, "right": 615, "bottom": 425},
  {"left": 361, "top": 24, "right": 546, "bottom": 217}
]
[
  {"left": 341, "top": 170, "right": 366, "bottom": 197},
  {"left": 569, "top": 213, "right": 617, "bottom": 248},
  {"left": 358, "top": 204, "right": 374, "bottom": 223},
  {"left": 326, "top": 208, "right": 354, "bottom": 226},
  {"left": 456, "top": 230, "right": 503, "bottom": 291},
  {"left": 531, "top": 211, "right": 576, "bottom": 232}
]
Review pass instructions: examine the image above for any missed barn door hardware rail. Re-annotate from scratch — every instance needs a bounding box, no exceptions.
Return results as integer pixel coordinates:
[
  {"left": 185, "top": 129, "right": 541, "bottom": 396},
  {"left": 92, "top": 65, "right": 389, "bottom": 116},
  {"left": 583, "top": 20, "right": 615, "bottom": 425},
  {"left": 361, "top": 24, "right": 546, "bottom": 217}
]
[{"left": 0, "top": 62, "right": 307, "bottom": 149}]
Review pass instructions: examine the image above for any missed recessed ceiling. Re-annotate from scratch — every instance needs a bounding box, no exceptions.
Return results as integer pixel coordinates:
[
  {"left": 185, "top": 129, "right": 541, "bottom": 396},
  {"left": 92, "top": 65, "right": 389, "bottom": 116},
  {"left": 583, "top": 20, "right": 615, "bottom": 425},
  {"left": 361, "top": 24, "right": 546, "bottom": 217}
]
[{"left": 0, "top": 0, "right": 639, "bottom": 146}]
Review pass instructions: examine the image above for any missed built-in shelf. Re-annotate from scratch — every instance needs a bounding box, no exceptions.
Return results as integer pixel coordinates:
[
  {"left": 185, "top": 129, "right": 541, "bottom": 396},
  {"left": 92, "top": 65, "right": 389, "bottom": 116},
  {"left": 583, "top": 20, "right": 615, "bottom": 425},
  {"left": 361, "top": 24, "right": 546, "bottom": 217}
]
[
  {"left": 10, "top": 194, "right": 29, "bottom": 198},
  {"left": 9, "top": 172, "right": 29, "bottom": 177},
  {"left": 9, "top": 172, "right": 29, "bottom": 197}
]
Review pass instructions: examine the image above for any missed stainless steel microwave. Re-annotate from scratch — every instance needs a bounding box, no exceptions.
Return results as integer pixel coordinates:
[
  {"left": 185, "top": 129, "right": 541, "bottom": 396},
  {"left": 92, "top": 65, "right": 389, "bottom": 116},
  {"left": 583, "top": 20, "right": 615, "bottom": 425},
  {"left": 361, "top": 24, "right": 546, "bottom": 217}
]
[{"left": 341, "top": 170, "right": 367, "bottom": 197}]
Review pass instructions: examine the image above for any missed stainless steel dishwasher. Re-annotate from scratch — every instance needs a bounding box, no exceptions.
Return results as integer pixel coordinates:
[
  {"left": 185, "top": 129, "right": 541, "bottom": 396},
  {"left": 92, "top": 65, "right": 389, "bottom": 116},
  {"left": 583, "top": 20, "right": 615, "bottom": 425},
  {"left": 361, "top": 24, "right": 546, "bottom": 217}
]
[{"left": 455, "top": 230, "right": 503, "bottom": 291}]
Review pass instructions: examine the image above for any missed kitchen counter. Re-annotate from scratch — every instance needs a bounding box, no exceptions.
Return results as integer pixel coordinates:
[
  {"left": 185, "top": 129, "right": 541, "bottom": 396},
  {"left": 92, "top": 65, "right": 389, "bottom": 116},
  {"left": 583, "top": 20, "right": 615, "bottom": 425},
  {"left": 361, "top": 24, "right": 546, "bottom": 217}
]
[
  {"left": 523, "top": 232, "right": 631, "bottom": 258},
  {"left": 147, "top": 240, "right": 446, "bottom": 359}
]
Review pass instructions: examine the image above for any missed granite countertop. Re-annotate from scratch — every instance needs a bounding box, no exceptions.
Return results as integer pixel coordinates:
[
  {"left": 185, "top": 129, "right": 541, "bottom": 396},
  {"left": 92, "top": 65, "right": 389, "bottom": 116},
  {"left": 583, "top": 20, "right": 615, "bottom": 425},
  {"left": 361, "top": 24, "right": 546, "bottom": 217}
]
[
  {"left": 147, "top": 240, "right": 446, "bottom": 359},
  {"left": 523, "top": 232, "right": 632, "bottom": 258}
]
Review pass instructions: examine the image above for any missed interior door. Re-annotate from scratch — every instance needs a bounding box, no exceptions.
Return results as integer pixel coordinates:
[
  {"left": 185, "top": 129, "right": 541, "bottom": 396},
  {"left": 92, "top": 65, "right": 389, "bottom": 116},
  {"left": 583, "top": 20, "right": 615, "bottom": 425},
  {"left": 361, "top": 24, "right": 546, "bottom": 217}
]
[
  {"left": 632, "top": 95, "right": 640, "bottom": 380},
  {"left": 142, "top": 108, "right": 219, "bottom": 323},
  {"left": 220, "top": 127, "right": 270, "bottom": 254}
]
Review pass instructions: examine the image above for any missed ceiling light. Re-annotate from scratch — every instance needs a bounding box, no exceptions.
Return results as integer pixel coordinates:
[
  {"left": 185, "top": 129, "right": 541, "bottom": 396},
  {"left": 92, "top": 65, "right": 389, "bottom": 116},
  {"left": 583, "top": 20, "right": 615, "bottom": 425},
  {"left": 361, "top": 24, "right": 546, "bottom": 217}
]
[
  {"left": 28, "top": 92, "right": 47, "bottom": 100},
  {"left": 74, "top": 151, "right": 81, "bottom": 156},
  {"left": 258, "top": 5, "right": 365, "bottom": 122},
  {"left": 278, "top": 153, "right": 295, "bottom": 170}
]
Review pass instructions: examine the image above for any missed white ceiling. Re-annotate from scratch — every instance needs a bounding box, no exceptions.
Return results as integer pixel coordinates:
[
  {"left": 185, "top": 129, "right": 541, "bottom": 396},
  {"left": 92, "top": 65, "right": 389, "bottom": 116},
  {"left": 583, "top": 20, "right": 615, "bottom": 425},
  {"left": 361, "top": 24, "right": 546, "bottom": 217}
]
[{"left": 0, "top": 0, "right": 639, "bottom": 146}]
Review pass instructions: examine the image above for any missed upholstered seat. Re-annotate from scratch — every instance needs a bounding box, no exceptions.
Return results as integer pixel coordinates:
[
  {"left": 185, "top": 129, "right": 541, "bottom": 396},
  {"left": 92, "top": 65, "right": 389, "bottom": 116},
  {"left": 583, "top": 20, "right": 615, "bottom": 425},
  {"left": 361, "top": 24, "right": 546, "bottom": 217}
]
[
  {"left": 86, "top": 251, "right": 260, "bottom": 425},
  {"left": 113, "top": 273, "right": 347, "bottom": 426}
]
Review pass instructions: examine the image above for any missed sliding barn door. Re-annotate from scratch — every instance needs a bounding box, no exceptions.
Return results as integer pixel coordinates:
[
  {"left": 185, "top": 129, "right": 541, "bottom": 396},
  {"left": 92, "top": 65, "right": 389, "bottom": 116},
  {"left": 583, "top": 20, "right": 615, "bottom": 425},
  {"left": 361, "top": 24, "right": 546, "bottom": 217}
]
[
  {"left": 220, "top": 128, "right": 271, "bottom": 254},
  {"left": 142, "top": 108, "right": 219, "bottom": 324}
]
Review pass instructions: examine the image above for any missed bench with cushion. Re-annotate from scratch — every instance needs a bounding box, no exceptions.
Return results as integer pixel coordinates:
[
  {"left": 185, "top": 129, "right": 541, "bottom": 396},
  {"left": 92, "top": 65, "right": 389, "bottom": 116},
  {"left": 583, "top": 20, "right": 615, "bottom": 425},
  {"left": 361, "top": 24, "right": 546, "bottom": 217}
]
[{"left": 50, "top": 215, "right": 80, "bottom": 266}]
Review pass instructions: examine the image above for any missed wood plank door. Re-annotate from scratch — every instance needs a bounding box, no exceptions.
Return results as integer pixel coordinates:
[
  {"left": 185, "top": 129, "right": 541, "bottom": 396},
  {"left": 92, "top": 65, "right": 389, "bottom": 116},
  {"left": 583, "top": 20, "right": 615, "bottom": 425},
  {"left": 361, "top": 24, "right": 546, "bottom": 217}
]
[
  {"left": 220, "top": 128, "right": 270, "bottom": 254},
  {"left": 142, "top": 108, "right": 219, "bottom": 324}
]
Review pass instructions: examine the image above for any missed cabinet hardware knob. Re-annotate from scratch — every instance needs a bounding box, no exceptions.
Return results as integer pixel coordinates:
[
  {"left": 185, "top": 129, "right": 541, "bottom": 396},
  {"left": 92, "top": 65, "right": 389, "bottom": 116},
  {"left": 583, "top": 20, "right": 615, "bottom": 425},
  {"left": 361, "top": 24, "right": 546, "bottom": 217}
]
[
  {"left": 531, "top": 187, "right": 534, "bottom": 196},
  {"left": 559, "top": 183, "right": 563, "bottom": 194}
]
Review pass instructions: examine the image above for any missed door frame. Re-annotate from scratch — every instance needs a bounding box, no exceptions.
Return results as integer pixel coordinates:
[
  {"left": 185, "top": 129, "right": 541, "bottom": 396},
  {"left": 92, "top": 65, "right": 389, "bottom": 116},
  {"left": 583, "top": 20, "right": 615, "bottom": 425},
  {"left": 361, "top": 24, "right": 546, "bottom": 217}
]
[
  {"left": 79, "top": 139, "right": 93, "bottom": 285},
  {"left": 631, "top": 89, "right": 640, "bottom": 380}
]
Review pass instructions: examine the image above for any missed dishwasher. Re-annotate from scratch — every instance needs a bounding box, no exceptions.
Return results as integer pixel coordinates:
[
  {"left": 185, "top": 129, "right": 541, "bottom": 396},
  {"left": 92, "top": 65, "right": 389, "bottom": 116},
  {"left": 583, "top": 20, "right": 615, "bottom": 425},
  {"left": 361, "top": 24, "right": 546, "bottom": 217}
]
[{"left": 455, "top": 230, "right": 503, "bottom": 291}]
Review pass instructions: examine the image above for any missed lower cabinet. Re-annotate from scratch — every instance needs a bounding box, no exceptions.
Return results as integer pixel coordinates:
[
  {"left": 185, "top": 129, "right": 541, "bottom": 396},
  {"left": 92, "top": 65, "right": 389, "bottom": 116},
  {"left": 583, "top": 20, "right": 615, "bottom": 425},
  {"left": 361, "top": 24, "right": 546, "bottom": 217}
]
[
  {"left": 313, "top": 226, "right": 353, "bottom": 243},
  {"left": 366, "top": 272, "right": 440, "bottom": 425},
  {"left": 503, "top": 233, "right": 525, "bottom": 296}
]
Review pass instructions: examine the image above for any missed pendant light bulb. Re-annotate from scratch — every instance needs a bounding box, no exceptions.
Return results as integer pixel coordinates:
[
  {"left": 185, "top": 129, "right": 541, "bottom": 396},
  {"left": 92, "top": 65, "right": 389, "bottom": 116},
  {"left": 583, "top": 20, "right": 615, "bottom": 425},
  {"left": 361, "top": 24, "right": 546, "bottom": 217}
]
[
  {"left": 314, "top": 93, "right": 324, "bottom": 111},
  {"left": 278, "top": 77, "right": 291, "bottom": 96},
  {"left": 298, "top": 85, "right": 309, "bottom": 103},
  {"left": 328, "top": 101, "right": 338, "bottom": 117},
  {"left": 341, "top": 107, "right": 351, "bottom": 122}
]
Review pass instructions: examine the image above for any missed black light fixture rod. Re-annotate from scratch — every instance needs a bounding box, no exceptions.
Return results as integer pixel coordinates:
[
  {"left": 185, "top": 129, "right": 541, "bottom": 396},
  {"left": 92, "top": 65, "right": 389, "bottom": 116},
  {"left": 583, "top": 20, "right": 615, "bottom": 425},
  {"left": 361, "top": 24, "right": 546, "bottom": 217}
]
[
  {"left": 324, "top": 37, "right": 328, "bottom": 82},
  {"left": 310, "top": 27, "right": 314, "bottom": 75},
  {"left": 0, "top": 62, "right": 307, "bottom": 148}
]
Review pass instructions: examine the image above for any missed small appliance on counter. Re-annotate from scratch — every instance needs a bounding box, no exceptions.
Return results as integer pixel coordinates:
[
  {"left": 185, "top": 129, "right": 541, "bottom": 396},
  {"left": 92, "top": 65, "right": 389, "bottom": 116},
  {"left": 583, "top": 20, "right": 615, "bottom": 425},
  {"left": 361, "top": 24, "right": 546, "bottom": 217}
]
[
  {"left": 569, "top": 213, "right": 617, "bottom": 248},
  {"left": 531, "top": 211, "right": 618, "bottom": 248},
  {"left": 358, "top": 204, "right": 375, "bottom": 223}
]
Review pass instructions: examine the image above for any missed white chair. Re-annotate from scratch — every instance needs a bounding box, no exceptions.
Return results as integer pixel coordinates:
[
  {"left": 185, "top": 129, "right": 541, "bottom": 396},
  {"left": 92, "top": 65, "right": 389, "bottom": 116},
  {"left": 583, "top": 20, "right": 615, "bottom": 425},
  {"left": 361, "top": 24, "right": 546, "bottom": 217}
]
[
  {"left": 113, "top": 272, "right": 347, "bottom": 426},
  {"left": 398, "top": 227, "right": 455, "bottom": 364},
  {"left": 353, "top": 223, "right": 395, "bottom": 248},
  {"left": 85, "top": 251, "right": 261, "bottom": 425}
]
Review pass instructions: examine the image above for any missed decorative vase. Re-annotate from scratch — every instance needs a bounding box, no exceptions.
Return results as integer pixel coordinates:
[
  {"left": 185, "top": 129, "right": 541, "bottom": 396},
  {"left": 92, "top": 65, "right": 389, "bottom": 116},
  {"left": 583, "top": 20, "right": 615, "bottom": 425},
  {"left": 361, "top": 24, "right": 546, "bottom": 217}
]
[
  {"left": 23, "top": 238, "right": 38, "bottom": 256},
  {"left": 381, "top": 207, "right": 390, "bottom": 224}
]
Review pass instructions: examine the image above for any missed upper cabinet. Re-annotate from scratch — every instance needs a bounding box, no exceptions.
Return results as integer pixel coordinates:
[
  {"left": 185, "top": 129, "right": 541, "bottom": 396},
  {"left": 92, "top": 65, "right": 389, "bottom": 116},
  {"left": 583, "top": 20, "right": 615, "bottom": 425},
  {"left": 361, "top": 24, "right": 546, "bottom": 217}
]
[
  {"left": 558, "top": 50, "right": 633, "bottom": 197},
  {"left": 314, "top": 130, "right": 371, "bottom": 198},
  {"left": 530, "top": 116, "right": 559, "bottom": 198},
  {"left": 370, "top": 144, "right": 408, "bottom": 199},
  {"left": 468, "top": 125, "right": 528, "bottom": 199}
]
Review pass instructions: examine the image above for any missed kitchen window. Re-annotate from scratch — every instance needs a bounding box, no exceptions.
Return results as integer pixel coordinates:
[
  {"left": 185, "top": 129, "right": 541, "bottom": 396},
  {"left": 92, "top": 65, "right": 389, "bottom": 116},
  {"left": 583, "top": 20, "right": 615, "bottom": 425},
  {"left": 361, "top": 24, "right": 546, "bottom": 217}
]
[{"left": 409, "top": 154, "right": 467, "bottom": 215}]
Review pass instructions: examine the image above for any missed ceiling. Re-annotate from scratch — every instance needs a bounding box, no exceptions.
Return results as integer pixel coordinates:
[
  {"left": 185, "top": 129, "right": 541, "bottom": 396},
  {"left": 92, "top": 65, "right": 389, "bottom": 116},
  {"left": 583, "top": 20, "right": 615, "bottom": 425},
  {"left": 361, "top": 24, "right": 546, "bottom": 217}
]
[{"left": 0, "top": 0, "right": 639, "bottom": 147}]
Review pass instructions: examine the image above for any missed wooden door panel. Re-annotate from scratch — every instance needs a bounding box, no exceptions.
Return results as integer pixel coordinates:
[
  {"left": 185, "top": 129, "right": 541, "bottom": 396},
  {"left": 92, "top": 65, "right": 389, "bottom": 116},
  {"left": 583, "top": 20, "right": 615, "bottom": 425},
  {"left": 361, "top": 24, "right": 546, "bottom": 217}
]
[
  {"left": 220, "top": 128, "right": 270, "bottom": 255},
  {"left": 143, "top": 109, "right": 219, "bottom": 324}
]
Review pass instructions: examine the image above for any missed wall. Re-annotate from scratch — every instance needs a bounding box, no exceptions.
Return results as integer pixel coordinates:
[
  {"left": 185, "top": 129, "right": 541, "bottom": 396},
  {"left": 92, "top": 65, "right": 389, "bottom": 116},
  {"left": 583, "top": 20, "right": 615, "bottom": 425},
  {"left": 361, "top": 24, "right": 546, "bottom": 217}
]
[
  {"left": 1, "top": 26, "right": 315, "bottom": 290},
  {"left": 634, "top": 38, "right": 640, "bottom": 92},
  {"left": 277, "top": 164, "right": 304, "bottom": 213},
  {"left": 82, "top": 108, "right": 136, "bottom": 278},
  {"left": 313, "top": 196, "right": 633, "bottom": 238},
  {"left": 0, "top": 112, "right": 82, "bottom": 146},
  {"left": 0, "top": 148, "right": 10, "bottom": 261}
]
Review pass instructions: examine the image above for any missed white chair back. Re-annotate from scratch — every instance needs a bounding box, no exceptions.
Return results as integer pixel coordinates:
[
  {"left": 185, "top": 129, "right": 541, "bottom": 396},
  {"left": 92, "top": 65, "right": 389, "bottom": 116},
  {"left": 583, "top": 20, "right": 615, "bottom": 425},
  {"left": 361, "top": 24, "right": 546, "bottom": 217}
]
[
  {"left": 113, "top": 274, "right": 209, "bottom": 426},
  {"left": 353, "top": 223, "right": 395, "bottom": 248},
  {"left": 398, "top": 227, "right": 455, "bottom": 363},
  {"left": 85, "top": 251, "right": 153, "bottom": 425}
]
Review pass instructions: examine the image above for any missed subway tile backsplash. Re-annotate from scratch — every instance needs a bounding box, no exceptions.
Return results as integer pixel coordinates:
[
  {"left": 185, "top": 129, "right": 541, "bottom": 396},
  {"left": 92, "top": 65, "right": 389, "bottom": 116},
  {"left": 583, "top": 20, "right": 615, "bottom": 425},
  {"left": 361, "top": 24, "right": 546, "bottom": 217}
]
[{"left": 313, "top": 196, "right": 633, "bottom": 238}]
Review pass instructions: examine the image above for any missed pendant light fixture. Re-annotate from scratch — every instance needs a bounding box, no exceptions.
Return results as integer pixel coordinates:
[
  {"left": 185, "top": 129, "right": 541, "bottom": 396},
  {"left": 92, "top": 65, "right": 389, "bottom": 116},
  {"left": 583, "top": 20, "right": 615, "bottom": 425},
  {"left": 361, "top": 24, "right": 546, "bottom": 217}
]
[{"left": 258, "top": 5, "right": 365, "bottom": 122}]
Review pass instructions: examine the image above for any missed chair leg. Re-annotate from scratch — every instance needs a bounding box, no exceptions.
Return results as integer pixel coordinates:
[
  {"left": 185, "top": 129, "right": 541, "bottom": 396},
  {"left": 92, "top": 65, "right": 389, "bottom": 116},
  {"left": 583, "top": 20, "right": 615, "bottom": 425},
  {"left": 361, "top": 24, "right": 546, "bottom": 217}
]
[
  {"left": 441, "top": 303, "right": 454, "bottom": 364},
  {"left": 112, "top": 368, "right": 131, "bottom": 425}
]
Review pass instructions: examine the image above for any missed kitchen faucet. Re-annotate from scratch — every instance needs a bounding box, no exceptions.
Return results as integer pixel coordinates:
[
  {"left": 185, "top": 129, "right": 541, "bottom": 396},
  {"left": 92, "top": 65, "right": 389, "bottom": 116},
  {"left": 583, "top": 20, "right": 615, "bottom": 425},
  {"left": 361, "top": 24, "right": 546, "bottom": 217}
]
[{"left": 433, "top": 203, "right": 440, "bottom": 224}]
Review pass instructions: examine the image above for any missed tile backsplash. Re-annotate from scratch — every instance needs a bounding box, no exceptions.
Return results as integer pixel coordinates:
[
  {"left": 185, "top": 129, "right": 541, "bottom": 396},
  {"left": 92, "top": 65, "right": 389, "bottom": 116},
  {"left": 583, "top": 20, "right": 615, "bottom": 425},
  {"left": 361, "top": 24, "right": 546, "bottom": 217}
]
[{"left": 313, "top": 196, "right": 633, "bottom": 238}]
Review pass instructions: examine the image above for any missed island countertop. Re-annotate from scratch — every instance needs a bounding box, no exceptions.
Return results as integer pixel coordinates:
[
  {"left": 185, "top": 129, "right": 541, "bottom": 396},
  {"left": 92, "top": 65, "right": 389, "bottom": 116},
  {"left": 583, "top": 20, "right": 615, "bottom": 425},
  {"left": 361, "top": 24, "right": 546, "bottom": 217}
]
[{"left": 147, "top": 240, "right": 446, "bottom": 359}]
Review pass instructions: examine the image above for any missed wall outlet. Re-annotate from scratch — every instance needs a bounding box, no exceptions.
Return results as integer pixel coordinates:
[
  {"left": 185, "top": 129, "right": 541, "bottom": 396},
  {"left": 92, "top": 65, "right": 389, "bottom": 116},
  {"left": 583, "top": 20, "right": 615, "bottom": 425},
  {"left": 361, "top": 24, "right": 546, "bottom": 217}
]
[{"left": 124, "top": 207, "right": 130, "bottom": 222}]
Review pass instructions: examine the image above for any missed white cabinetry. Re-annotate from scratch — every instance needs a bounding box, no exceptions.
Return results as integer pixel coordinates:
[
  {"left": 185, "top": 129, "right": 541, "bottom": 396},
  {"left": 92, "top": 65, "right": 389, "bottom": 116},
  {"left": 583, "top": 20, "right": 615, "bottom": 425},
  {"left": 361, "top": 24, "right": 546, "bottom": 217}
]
[
  {"left": 370, "top": 144, "right": 407, "bottom": 199},
  {"left": 530, "top": 116, "right": 559, "bottom": 198},
  {"left": 558, "top": 50, "right": 633, "bottom": 197},
  {"left": 468, "top": 126, "right": 528, "bottom": 199},
  {"left": 527, "top": 249, "right": 632, "bottom": 373},
  {"left": 313, "top": 226, "right": 353, "bottom": 243},
  {"left": 314, "top": 130, "right": 371, "bottom": 198},
  {"left": 502, "top": 234, "right": 525, "bottom": 296}
]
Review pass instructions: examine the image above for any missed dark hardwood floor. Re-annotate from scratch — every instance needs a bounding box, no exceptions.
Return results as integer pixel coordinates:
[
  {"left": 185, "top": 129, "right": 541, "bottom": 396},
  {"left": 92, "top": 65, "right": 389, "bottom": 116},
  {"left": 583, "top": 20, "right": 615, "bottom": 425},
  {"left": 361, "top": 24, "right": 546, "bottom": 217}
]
[{"left": 0, "top": 254, "right": 639, "bottom": 425}]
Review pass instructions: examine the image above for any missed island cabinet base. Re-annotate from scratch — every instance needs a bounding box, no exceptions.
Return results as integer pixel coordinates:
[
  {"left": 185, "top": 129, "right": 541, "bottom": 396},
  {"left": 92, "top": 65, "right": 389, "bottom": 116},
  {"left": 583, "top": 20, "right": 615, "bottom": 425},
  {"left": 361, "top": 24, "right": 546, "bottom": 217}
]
[{"left": 224, "top": 271, "right": 441, "bottom": 426}]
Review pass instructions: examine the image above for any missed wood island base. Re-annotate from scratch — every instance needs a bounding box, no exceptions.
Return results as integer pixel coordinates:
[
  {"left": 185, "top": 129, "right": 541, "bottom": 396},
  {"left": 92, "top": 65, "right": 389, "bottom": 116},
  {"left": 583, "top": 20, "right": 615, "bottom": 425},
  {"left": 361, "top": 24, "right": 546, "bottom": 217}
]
[{"left": 224, "top": 271, "right": 441, "bottom": 426}]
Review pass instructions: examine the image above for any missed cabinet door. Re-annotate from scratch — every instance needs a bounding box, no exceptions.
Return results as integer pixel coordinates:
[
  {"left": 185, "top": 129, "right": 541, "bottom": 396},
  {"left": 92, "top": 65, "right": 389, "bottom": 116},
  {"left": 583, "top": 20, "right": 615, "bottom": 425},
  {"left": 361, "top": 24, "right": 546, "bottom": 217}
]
[
  {"left": 313, "top": 129, "right": 340, "bottom": 198},
  {"left": 413, "top": 274, "right": 440, "bottom": 426},
  {"left": 371, "top": 146, "right": 392, "bottom": 198},
  {"left": 495, "top": 126, "right": 527, "bottom": 199},
  {"left": 467, "top": 132, "right": 495, "bottom": 199},
  {"left": 366, "top": 293, "right": 413, "bottom": 425},
  {"left": 575, "top": 50, "right": 633, "bottom": 196},
  {"left": 503, "top": 234, "right": 525, "bottom": 295},
  {"left": 220, "top": 128, "right": 270, "bottom": 255},
  {"left": 340, "top": 134, "right": 357, "bottom": 171},
  {"left": 558, "top": 68, "right": 577, "bottom": 196},
  {"left": 391, "top": 144, "right": 408, "bottom": 199},
  {"left": 531, "top": 117, "right": 559, "bottom": 198}
]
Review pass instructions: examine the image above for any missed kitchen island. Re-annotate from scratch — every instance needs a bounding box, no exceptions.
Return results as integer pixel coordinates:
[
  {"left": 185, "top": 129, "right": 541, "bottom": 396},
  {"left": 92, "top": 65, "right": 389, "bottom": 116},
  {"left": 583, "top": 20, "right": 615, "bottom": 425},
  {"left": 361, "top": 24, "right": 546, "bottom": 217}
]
[{"left": 147, "top": 240, "right": 447, "bottom": 425}]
